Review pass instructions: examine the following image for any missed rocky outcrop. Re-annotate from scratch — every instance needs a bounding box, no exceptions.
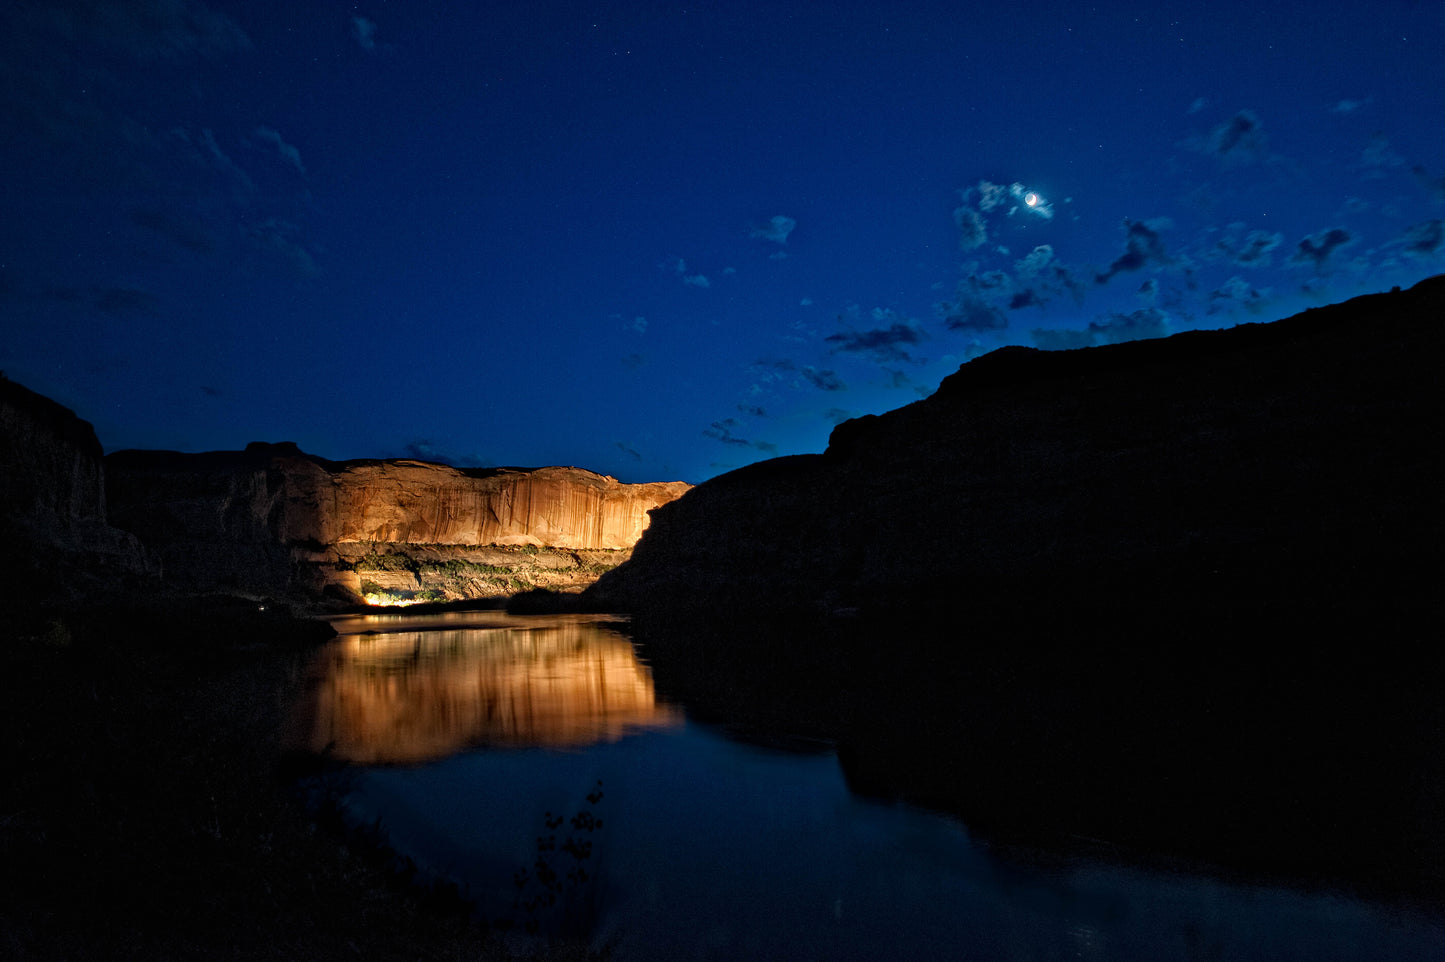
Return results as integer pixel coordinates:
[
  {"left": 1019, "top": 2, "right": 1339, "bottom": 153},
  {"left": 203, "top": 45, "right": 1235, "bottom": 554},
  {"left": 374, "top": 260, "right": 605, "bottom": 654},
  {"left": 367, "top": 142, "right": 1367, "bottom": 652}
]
[
  {"left": 105, "top": 445, "right": 689, "bottom": 602},
  {"left": 0, "top": 376, "right": 153, "bottom": 600},
  {"left": 590, "top": 275, "right": 1444, "bottom": 624}
]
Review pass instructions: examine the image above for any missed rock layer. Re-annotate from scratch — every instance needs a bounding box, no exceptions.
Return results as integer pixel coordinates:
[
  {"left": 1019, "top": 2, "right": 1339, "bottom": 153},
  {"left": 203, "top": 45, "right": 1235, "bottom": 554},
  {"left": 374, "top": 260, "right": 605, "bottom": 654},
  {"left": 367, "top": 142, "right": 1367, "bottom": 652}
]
[{"left": 105, "top": 445, "right": 689, "bottom": 602}]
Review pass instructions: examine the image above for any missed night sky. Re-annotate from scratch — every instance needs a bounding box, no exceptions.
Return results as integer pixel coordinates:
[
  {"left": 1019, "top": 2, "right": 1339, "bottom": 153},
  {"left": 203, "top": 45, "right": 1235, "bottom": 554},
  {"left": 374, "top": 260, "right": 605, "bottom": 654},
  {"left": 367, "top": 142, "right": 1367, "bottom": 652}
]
[{"left": 3, "top": 1, "right": 1441, "bottom": 484}]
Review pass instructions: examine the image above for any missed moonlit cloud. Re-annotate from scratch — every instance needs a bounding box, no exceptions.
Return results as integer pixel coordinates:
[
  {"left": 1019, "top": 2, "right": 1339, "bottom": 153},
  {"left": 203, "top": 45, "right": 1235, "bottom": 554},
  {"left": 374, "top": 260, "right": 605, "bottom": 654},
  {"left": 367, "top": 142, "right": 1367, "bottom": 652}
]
[
  {"left": 1008, "top": 182, "right": 1054, "bottom": 219},
  {"left": 683, "top": 273, "right": 710, "bottom": 288},
  {"left": 1330, "top": 98, "right": 1371, "bottom": 114},
  {"left": 751, "top": 215, "right": 797, "bottom": 244}
]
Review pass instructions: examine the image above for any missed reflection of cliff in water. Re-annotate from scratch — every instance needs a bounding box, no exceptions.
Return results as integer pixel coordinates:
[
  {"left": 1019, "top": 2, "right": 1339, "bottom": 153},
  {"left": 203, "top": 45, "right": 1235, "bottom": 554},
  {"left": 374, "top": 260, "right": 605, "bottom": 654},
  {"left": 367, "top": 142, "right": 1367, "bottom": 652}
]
[{"left": 288, "top": 618, "right": 680, "bottom": 764}]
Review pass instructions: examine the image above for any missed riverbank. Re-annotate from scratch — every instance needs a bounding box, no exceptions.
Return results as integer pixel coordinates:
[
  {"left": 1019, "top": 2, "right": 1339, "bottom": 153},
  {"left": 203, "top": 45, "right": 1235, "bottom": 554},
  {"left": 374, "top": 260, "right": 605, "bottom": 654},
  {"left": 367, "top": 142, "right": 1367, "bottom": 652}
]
[{"left": 0, "top": 597, "right": 597, "bottom": 961}]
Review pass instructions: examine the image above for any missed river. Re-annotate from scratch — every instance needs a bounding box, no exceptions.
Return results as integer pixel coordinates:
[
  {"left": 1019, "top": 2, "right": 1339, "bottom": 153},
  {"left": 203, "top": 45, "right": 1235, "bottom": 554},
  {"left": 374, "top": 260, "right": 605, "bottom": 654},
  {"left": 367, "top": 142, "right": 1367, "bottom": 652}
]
[{"left": 285, "top": 610, "right": 1444, "bottom": 960}]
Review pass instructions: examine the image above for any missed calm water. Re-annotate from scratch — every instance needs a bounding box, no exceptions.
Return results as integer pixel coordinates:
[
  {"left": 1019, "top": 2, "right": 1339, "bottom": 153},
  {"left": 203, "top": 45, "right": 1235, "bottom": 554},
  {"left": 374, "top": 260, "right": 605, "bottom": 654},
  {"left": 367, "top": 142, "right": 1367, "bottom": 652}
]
[{"left": 289, "top": 611, "right": 1445, "bottom": 961}]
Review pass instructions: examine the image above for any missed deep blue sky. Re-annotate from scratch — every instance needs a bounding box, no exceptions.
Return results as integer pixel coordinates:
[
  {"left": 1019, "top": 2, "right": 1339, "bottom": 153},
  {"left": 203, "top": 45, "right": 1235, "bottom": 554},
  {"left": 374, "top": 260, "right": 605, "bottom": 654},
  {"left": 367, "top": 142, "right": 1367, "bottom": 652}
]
[{"left": 3, "top": 1, "right": 1441, "bottom": 483}]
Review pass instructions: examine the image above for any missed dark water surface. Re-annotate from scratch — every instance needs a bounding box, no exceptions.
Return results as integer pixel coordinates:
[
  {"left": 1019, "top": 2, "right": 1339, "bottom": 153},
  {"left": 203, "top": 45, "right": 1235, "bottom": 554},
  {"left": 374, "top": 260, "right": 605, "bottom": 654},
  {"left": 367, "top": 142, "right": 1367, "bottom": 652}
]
[{"left": 290, "top": 612, "right": 1445, "bottom": 960}]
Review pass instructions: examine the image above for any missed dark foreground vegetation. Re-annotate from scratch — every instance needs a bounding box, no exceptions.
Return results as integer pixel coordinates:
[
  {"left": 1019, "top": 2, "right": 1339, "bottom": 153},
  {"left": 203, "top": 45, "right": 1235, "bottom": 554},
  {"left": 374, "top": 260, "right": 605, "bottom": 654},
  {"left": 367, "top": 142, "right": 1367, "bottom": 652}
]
[{"left": 0, "top": 596, "right": 597, "bottom": 961}]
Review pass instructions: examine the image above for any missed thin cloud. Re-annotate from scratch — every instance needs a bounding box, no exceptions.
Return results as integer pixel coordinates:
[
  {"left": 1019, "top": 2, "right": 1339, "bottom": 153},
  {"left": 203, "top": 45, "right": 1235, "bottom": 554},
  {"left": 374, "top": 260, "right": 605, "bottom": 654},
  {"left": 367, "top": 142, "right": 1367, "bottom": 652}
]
[
  {"left": 801, "top": 366, "right": 845, "bottom": 391},
  {"left": 1204, "top": 110, "right": 1268, "bottom": 166},
  {"left": 683, "top": 273, "right": 710, "bottom": 288},
  {"left": 826, "top": 308, "right": 925, "bottom": 362},
  {"left": 751, "top": 215, "right": 797, "bottom": 244},
  {"left": 953, "top": 204, "right": 987, "bottom": 250},
  {"left": 249, "top": 218, "right": 319, "bottom": 276},
  {"left": 1031, "top": 308, "right": 1169, "bottom": 350},
  {"left": 1213, "top": 226, "right": 1283, "bottom": 267},
  {"left": 1096, "top": 218, "right": 1171, "bottom": 284},
  {"left": 353, "top": 17, "right": 378, "bottom": 51},
  {"left": 251, "top": 126, "right": 305, "bottom": 175},
  {"left": 1207, "top": 276, "right": 1271, "bottom": 314},
  {"left": 936, "top": 293, "right": 1007, "bottom": 333},
  {"left": 1395, "top": 219, "right": 1444, "bottom": 259},
  {"left": 1330, "top": 98, "right": 1371, "bottom": 114},
  {"left": 1360, "top": 134, "right": 1407, "bottom": 175},
  {"left": 1413, "top": 165, "right": 1445, "bottom": 202},
  {"left": 197, "top": 127, "right": 256, "bottom": 196},
  {"left": 614, "top": 441, "right": 643, "bottom": 461},
  {"left": 1287, "top": 227, "right": 1354, "bottom": 272}
]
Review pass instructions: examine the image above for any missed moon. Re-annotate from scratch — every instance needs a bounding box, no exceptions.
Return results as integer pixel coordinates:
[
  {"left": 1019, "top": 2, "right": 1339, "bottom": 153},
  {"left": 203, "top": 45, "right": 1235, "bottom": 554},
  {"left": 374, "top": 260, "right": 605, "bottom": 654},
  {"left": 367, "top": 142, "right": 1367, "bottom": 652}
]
[{"left": 1024, "top": 192, "right": 1039, "bottom": 207}]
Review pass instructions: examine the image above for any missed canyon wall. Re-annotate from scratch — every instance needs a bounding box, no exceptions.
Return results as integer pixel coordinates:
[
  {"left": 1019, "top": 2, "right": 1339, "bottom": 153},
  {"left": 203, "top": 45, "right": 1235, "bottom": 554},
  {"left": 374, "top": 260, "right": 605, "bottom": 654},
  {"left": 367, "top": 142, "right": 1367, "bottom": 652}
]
[
  {"left": 0, "top": 376, "right": 153, "bottom": 601},
  {"left": 104, "top": 444, "right": 689, "bottom": 602},
  {"left": 589, "top": 275, "right": 1444, "bottom": 624}
]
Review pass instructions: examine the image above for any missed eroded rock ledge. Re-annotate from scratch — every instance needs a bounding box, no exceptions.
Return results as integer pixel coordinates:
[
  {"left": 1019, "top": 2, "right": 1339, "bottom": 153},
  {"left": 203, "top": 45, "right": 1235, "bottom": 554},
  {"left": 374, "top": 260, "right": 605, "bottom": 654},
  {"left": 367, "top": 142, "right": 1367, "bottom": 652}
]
[{"left": 105, "top": 446, "right": 689, "bottom": 603}]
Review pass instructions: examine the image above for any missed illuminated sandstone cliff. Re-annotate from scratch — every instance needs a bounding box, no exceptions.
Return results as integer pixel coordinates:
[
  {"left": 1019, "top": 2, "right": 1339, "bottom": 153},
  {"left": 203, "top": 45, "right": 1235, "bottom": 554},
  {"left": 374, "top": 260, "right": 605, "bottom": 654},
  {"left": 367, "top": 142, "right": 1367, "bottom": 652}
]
[{"left": 104, "top": 445, "right": 689, "bottom": 602}]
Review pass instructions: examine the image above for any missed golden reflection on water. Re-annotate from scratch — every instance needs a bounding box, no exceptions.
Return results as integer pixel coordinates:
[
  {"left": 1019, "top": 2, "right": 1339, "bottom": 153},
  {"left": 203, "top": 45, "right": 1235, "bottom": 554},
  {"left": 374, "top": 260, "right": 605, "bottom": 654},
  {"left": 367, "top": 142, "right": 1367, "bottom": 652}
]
[{"left": 287, "top": 615, "right": 681, "bottom": 764}]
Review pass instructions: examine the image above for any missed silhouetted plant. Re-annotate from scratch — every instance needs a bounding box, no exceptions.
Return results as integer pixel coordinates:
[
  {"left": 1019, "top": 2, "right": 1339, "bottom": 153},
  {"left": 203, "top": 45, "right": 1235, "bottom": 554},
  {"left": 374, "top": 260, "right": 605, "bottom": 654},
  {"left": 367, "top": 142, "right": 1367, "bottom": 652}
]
[{"left": 507, "top": 780, "right": 606, "bottom": 936}]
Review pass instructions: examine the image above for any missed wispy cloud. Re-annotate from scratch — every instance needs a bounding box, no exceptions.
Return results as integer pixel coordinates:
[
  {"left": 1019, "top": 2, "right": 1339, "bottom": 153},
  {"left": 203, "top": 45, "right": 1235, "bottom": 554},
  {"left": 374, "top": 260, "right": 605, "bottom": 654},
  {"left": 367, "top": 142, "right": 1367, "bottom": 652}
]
[
  {"left": 1287, "top": 227, "right": 1354, "bottom": 273},
  {"left": 353, "top": 17, "right": 378, "bottom": 51},
  {"left": 1207, "top": 276, "right": 1271, "bottom": 314},
  {"left": 1096, "top": 218, "right": 1172, "bottom": 284},
  {"left": 1394, "top": 219, "right": 1444, "bottom": 259},
  {"left": 750, "top": 215, "right": 797, "bottom": 244},
  {"left": 1211, "top": 225, "right": 1283, "bottom": 267},
  {"left": 1031, "top": 308, "right": 1169, "bottom": 350},
  {"left": 251, "top": 126, "right": 306, "bottom": 175},
  {"left": 1202, "top": 109, "right": 1269, "bottom": 166},
  {"left": 826, "top": 308, "right": 926, "bottom": 362},
  {"left": 801, "top": 366, "right": 845, "bottom": 391},
  {"left": 1330, "top": 98, "right": 1371, "bottom": 114},
  {"left": 248, "top": 218, "right": 319, "bottom": 276}
]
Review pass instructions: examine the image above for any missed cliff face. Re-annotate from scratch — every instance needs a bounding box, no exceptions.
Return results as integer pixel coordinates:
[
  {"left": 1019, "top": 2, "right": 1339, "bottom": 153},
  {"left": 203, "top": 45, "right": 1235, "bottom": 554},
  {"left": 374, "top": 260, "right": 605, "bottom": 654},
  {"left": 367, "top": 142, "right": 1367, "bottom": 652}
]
[
  {"left": 105, "top": 444, "right": 689, "bottom": 602},
  {"left": 590, "top": 275, "right": 1444, "bottom": 623},
  {"left": 584, "top": 276, "right": 1445, "bottom": 899},
  {"left": 0, "top": 377, "right": 153, "bottom": 598}
]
